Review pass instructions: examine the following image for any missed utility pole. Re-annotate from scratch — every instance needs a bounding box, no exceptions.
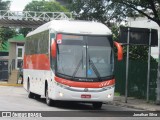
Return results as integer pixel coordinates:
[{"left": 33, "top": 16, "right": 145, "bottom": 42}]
[
  {"left": 146, "top": 29, "right": 151, "bottom": 102},
  {"left": 156, "top": 32, "right": 160, "bottom": 105},
  {"left": 157, "top": 63, "right": 160, "bottom": 104},
  {"left": 125, "top": 28, "right": 130, "bottom": 103}
]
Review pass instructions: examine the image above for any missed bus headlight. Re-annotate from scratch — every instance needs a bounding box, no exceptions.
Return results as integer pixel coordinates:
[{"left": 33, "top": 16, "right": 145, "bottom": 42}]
[
  {"left": 107, "top": 94, "right": 112, "bottom": 98},
  {"left": 59, "top": 92, "right": 64, "bottom": 97}
]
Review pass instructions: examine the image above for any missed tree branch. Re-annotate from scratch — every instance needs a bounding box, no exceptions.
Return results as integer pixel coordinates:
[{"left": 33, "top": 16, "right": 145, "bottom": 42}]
[
  {"left": 149, "top": 0, "right": 159, "bottom": 18},
  {"left": 118, "top": 1, "right": 158, "bottom": 23}
]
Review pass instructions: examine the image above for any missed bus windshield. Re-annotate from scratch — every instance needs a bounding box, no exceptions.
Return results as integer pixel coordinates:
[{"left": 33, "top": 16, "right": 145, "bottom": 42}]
[{"left": 56, "top": 34, "right": 114, "bottom": 82}]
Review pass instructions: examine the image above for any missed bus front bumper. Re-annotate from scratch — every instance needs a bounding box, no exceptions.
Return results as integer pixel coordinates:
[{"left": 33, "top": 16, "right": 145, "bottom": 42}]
[{"left": 50, "top": 84, "right": 115, "bottom": 102}]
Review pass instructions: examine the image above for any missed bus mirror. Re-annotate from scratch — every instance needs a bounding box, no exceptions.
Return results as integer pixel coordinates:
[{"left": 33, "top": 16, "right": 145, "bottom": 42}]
[
  {"left": 51, "top": 40, "right": 56, "bottom": 58},
  {"left": 114, "top": 41, "right": 123, "bottom": 61}
]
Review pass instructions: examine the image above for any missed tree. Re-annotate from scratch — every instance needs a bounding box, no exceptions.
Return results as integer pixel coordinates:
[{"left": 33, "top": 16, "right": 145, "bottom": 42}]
[
  {"left": 18, "top": 28, "right": 32, "bottom": 37},
  {"left": 0, "top": 0, "right": 10, "bottom": 10},
  {"left": 0, "top": 0, "right": 17, "bottom": 50},
  {"left": 68, "top": 0, "right": 125, "bottom": 25},
  {"left": 24, "top": 0, "right": 68, "bottom": 12},
  {"left": 110, "top": 0, "right": 160, "bottom": 104},
  {"left": 111, "top": 0, "right": 160, "bottom": 26},
  {"left": 20, "top": 0, "right": 69, "bottom": 37},
  {"left": 0, "top": 27, "right": 17, "bottom": 50}
]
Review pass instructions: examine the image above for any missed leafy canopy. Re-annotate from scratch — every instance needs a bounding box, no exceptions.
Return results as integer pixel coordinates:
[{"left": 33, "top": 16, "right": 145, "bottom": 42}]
[
  {"left": 68, "top": 0, "right": 125, "bottom": 25},
  {"left": 0, "top": 0, "right": 10, "bottom": 10},
  {"left": 111, "top": 0, "right": 160, "bottom": 26},
  {"left": 0, "top": 0, "right": 17, "bottom": 50},
  {"left": 24, "top": 0, "right": 68, "bottom": 12},
  {"left": 20, "top": 0, "right": 69, "bottom": 36}
]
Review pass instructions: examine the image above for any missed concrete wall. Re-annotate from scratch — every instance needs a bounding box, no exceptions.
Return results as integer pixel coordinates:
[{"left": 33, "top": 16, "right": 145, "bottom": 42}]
[{"left": 8, "top": 43, "right": 16, "bottom": 70}]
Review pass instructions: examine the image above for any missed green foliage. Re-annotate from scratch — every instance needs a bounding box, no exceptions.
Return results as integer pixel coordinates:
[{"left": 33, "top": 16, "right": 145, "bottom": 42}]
[
  {"left": 69, "top": 0, "right": 125, "bottom": 25},
  {"left": 111, "top": 25, "right": 119, "bottom": 41},
  {"left": 0, "top": 0, "right": 16, "bottom": 50},
  {"left": 24, "top": 0, "right": 68, "bottom": 12},
  {"left": 0, "top": 0, "right": 10, "bottom": 10},
  {"left": 0, "top": 28, "right": 17, "bottom": 42},
  {"left": 0, "top": 28, "right": 17, "bottom": 50},
  {"left": 115, "top": 60, "right": 157, "bottom": 100},
  {"left": 19, "top": 0, "right": 69, "bottom": 36},
  {"left": 111, "top": 0, "right": 160, "bottom": 26},
  {"left": 18, "top": 28, "right": 32, "bottom": 37},
  {"left": 68, "top": 0, "right": 160, "bottom": 26},
  {"left": 114, "top": 92, "right": 120, "bottom": 96}
]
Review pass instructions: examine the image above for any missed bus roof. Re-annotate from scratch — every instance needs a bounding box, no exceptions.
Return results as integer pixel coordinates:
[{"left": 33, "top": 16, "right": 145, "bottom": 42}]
[{"left": 27, "top": 20, "right": 112, "bottom": 37}]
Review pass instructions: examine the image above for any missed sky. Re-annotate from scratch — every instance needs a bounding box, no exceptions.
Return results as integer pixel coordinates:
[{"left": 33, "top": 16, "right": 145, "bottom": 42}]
[
  {"left": 9, "top": 0, "right": 32, "bottom": 11},
  {"left": 9, "top": 0, "right": 51, "bottom": 11}
]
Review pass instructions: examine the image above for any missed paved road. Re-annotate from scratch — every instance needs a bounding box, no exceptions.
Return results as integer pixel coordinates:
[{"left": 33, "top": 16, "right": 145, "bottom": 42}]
[
  {"left": 0, "top": 86, "right": 159, "bottom": 120},
  {"left": 0, "top": 86, "right": 135, "bottom": 111}
]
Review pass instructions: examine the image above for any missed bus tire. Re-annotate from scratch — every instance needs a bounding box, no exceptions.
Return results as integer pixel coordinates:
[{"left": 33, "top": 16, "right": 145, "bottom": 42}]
[
  {"left": 27, "top": 79, "right": 34, "bottom": 98},
  {"left": 34, "top": 94, "right": 41, "bottom": 99},
  {"left": 45, "top": 85, "right": 53, "bottom": 106},
  {"left": 28, "top": 92, "right": 34, "bottom": 98},
  {"left": 92, "top": 102, "right": 102, "bottom": 109}
]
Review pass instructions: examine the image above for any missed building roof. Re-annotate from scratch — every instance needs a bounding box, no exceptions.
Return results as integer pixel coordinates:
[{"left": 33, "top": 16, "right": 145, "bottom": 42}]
[
  {"left": 8, "top": 34, "right": 25, "bottom": 43},
  {"left": 27, "top": 20, "right": 112, "bottom": 37}
]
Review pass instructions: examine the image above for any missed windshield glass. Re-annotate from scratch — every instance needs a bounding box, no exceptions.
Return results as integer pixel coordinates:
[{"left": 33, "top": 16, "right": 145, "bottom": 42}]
[
  {"left": 56, "top": 34, "right": 114, "bottom": 81},
  {"left": 87, "top": 36, "right": 114, "bottom": 78}
]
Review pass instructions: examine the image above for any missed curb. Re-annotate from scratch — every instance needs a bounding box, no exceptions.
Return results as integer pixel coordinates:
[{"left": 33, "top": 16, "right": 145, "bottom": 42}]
[
  {"left": 109, "top": 101, "right": 158, "bottom": 111},
  {"left": 0, "top": 83, "right": 23, "bottom": 87}
]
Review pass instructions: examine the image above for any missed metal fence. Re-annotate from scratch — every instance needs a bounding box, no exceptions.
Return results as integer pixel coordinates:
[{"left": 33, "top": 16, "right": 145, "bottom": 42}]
[
  {"left": 0, "top": 60, "right": 8, "bottom": 81},
  {"left": 115, "top": 60, "right": 157, "bottom": 101}
]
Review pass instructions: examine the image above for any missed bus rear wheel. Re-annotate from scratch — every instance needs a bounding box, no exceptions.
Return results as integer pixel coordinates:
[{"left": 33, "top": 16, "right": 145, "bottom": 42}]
[
  {"left": 92, "top": 102, "right": 102, "bottom": 109},
  {"left": 28, "top": 92, "right": 34, "bottom": 98},
  {"left": 27, "top": 80, "right": 34, "bottom": 98},
  {"left": 46, "top": 87, "right": 53, "bottom": 106},
  {"left": 34, "top": 94, "right": 41, "bottom": 99}
]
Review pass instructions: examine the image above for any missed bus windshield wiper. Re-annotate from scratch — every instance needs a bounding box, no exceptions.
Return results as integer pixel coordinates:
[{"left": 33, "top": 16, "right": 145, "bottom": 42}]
[
  {"left": 72, "top": 41, "right": 85, "bottom": 79},
  {"left": 72, "top": 50, "right": 84, "bottom": 79},
  {"left": 72, "top": 58, "right": 83, "bottom": 79},
  {"left": 88, "top": 56, "right": 102, "bottom": 81}
]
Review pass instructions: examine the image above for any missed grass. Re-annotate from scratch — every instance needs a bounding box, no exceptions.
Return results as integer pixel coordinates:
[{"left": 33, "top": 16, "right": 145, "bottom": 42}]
[{"left": 114, "top": 92, "right": 120, "bottom": 96}]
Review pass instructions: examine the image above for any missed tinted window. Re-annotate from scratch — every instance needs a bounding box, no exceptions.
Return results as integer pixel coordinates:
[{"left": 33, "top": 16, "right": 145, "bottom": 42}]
[{"left": 25, "top": 30, "right": 49, "bottom": 55}]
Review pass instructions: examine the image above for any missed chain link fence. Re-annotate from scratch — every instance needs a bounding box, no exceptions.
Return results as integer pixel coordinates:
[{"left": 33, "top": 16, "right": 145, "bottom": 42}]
[{"left": 115, "top": 60, "right": 157, "bottom": 101}]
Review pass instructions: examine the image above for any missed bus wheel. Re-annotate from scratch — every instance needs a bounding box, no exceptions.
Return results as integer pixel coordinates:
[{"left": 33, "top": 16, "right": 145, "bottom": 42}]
[
  {"left": 92, "top": 102, "right": 102, "bottom": 109},
  {"left": 28, "top": 92, "right": 34, "bottom": 98},
  {"left": 27, "top": 80, "right": 34, "bottom": 98},
  {"left": 46, "top": 87, "right": 53, "bottom": 106},
  {"left": 34, "top": 94, "right": 41, "bottom": 99}
]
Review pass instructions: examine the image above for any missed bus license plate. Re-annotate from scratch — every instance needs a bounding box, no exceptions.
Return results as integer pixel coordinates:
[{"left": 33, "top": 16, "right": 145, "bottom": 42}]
[{"left": 81, "top": 94, "right": 91, "bottom": 98}]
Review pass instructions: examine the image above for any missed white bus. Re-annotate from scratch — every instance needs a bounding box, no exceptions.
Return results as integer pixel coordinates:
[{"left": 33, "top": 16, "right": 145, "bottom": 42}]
[{"left": 23, "top": 20, "right": 123, "bottom": 109}]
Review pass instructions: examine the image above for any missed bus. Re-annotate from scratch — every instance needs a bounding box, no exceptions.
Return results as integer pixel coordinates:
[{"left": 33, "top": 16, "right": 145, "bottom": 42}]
[{"left": 23, "top": 20, "right": 123, "bottom": 109}]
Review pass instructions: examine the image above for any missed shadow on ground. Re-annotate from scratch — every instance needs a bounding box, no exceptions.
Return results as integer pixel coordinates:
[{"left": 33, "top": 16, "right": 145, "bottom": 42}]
[{"left": 33, "top": 97, "right": 104, "bottom": 110}]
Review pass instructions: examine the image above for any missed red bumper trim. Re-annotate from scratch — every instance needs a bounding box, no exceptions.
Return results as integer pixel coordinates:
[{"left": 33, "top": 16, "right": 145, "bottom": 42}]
[{"left": 54, "top": 76, "right": 115, "bottom": 88}]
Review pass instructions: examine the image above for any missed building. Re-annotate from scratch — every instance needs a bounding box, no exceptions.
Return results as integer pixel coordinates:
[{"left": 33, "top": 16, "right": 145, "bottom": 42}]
[
  {"left": 8, "top": 34, "right": 25, "bottom": 70},
  {"left": 0, "top": 34, "right": 25, "bottom": 82}
]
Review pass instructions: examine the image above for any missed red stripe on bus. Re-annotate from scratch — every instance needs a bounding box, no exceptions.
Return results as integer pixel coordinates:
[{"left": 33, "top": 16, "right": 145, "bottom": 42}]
[
  {"left": 54, "top": 76, "right": 115, "bottom": 88},
  {"left": 23, "top": 54, "right": 50, "bottom": 70}
]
